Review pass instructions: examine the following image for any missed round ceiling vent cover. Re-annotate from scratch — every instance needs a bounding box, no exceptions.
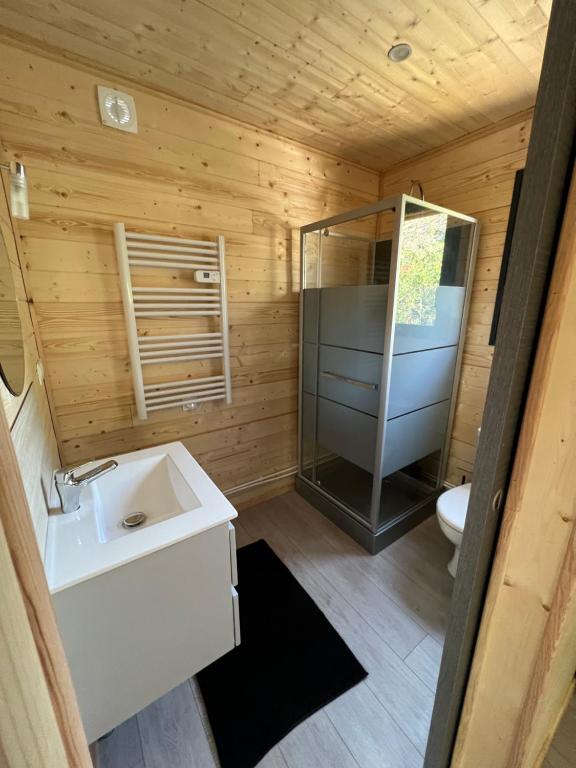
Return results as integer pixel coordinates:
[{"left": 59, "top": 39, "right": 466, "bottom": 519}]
[{"left": 387, "top": 43, "right": 413, "bottom": 63}]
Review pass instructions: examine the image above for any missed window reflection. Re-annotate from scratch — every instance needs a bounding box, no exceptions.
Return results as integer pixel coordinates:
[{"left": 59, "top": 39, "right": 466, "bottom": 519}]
[{"left": 397, "top": 213, "right": 448, "bottom": 327}]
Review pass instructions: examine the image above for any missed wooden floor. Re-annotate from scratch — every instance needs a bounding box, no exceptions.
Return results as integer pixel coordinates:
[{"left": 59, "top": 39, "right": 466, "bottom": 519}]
[
  {"left": 543, "top": 693, "right": 576, "bottom": 768},
  {"left": 93, "top": 491, "right": 454, "bottom": 768}
]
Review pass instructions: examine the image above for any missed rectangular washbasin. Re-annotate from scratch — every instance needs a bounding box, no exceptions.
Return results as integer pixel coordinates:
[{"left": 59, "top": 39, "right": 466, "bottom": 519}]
[
  {"left": 45, "top": 441, "right": 237, "bottom": 593},
  {"left": 95, "top": 453, "right": 201, "bottom": 543}
]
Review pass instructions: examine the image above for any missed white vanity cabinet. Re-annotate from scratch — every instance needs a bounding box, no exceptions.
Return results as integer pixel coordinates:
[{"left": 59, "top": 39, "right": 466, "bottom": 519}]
[{"left": 53, "top": 520, "right": 239, "bottom": 742}]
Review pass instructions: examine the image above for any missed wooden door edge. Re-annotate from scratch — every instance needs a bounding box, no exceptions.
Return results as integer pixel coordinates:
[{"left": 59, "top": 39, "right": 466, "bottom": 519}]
[
  {"left": 451, "top": 163, "right": 576, "bottom": 767},
  {"left": 0, "top": 400, "right": 92, "bottom": 767}
]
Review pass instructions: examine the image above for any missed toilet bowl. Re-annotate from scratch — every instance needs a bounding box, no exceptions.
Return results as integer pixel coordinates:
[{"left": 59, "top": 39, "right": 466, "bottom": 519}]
[{"left": 436, "top": 483, "right": 471, "bottom": 578}]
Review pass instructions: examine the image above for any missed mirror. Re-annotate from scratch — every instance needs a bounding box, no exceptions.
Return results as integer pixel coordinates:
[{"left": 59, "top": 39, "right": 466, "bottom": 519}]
[{"left": 0, "top": 229, "right": 25, "bottom": 395}]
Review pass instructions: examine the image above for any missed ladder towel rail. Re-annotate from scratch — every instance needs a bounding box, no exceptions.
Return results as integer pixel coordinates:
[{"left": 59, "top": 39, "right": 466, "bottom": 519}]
[{"left": 115, "top": 223, "right": 232, "bottom": 419}]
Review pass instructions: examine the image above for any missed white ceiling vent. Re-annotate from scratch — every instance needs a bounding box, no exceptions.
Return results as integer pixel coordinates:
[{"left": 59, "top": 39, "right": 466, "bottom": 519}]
[{"left": 97, "top": 86, "right": 138, "bottom": 133}]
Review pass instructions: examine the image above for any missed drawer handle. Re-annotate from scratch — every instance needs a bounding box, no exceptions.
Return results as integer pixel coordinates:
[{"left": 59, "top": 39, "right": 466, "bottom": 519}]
[{"left": 320, "top": 371, "right": 378, "bottom": 391}]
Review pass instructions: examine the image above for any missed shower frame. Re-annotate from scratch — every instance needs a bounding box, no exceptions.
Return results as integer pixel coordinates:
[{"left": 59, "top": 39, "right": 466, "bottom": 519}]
[{"left": 296, "top": 194, "right": 480, "bottom": 553}]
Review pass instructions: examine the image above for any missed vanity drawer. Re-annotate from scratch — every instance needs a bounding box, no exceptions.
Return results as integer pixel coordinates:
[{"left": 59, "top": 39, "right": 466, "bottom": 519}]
[
  {"left": 317, "top": 397, "right": 377, "bottom": 474},
  {"left": 55, "top": 523, "right": 236, "bottom": 742},
  {"left": 318, "top": 345, "right": 381, "bottom": 416},
  {"left": 388, "top": 346, "right": 458, "bottom": 419},
  {"left": 232, "top": 586, "right": 241, "bottom": 646},
  {"left": 228, "top": 522, "right": 238, "bottom": 586},
  {"left": 382, "top": 400, "right": 450, "bottom": 477}
]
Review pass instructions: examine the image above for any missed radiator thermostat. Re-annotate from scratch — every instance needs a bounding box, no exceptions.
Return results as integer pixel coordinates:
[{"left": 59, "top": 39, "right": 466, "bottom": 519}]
[{"left": 194, "top": 270, "right": 221, "bottom": 283}]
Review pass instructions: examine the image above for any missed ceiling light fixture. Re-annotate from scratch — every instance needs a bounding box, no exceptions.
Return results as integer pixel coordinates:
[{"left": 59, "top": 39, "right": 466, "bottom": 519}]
[{"left": 387, "top": 43, "right": 412, "bottom": 63}]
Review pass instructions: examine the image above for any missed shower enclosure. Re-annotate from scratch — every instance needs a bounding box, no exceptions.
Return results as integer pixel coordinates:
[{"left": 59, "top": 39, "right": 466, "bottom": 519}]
[{"left": 297, "top": 195, "right": 479, "bottom": 553}]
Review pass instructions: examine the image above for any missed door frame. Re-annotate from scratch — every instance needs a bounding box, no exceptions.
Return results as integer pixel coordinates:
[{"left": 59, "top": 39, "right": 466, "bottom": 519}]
[
  {"left": 0, "top": 400, "right": 92, "bottom": 767},
  {"left": 454, "top": 167, "right": 576, "bottom": 763},
  {"left": 0, "top": 171, "right": 92, "bottom": 767},
  {"left": 425, "top": 0, "right": 576, "bottom": 765}
]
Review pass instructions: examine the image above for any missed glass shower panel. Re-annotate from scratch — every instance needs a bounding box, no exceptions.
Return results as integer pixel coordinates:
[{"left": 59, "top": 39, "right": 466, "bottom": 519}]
[
  {"left": 301, "top": 210, "right": 395, "bottom": 526},
  {"left": 301, "top": 229, "right": 320, "bottom": 480},
  {"left": 377, "top": 202, "right": 474, "bottom": 528}
]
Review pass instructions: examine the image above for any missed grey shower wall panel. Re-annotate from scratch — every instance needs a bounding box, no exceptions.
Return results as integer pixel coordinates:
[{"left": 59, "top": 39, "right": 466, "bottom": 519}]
[
  {"left": 301, "top": 391, "right": 317, "bottom": 471},
  {"left": 303, "top": 288, "right": 320, "bottom": 344},
  {"left": 319, "top": 285, "right": 388, "bottom": 353},
  {"left": 381, "top": 400, "right": 451, "bottom": 478},
  {"left": 303, "top": 342, "right": 318, "bottom": 395},
  {"left": 316, "top": 396, "right": 451, "bottom": 479},
  {"left": 318, "top": 345, "right": 382, "bottom": 415},
  {"left": 316, "top": 397, "right": 377, "bottom": 474},
  {"left": 393, "top": 286, "right": 466, "bottom": 354},
  {"left": 388, "top": 346, "right": 458, "bottom": 419},
  {"left": 314, "top": 284, "right": 465, "bottom": 355},
  {"left": 316, "top": 344, "right": 458, "bottom": 419}
]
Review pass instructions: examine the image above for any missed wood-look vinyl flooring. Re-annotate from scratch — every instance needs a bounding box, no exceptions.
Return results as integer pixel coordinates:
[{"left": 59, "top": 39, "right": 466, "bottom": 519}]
[
  {"left": 94, "top": 491, "right": 454, "bottom": 768},
  {"left": 542, "top": 694, "right": 576, "bottom": 768}
]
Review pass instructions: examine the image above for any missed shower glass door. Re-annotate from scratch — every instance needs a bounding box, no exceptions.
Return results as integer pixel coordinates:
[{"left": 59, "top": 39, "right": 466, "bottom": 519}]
[
  {"left": 375, "top": 200, "right": 475, "bottom": 529},
  {"left": 300, "top": 209, "right": 396, "bottom": 527}
]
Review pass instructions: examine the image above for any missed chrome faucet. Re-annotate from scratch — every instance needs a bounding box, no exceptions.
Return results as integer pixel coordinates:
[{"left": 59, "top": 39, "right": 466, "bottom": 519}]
[{"left": 55, "top": 460, "right": 118, "bottom": 514}]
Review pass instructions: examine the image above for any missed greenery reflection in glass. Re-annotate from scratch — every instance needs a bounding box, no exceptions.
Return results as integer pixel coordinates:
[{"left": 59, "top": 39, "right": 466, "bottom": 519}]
[{"left": 397, "top": 213, "right": 448, "bottom": 327}]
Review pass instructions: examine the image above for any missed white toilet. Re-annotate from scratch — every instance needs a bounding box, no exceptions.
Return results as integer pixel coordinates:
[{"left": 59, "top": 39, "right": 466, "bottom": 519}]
[{"left": 436, "top": 483, "right": 471, "bottom": 578}]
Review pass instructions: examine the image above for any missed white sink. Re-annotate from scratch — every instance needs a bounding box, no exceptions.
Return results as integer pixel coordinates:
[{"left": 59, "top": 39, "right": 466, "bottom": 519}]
[
  {"left": 94, "top": 453, "right": 201, "bottom": 543},
  {"left": 45, "top": 441, "right": 237, "bottom": 592},
  {"left": 45, "top": 441, "right": 240, "bottom": 743}
]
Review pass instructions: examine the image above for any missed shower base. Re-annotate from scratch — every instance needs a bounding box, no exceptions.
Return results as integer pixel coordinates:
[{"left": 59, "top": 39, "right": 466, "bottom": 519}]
[{"left": 296, "top": 466, "right": 440, "bottom": 555}]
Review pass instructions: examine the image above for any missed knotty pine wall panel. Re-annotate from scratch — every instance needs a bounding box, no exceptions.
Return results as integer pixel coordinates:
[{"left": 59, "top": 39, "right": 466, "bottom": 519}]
[
  {"left": 0, "top": 43, "right": 379, "bottom": 501},
  {"left": 0, "top": 173, "right": 59, "bottom": 552},
  {"left": 379, "top": 111, "right": 533, "bottom": 485}
]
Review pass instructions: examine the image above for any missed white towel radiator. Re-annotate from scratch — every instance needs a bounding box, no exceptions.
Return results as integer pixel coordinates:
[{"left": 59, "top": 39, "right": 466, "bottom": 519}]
[{"left": 114, "top": 223, "right": 232, "bottom": 420}]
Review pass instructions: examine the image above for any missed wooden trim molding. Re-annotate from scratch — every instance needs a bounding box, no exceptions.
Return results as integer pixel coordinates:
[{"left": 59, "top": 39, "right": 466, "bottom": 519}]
[
  {"left": 452, "top": 164, "right": 576, "bottom": 767},
  {"left": 0, "top": 401, "right": 92, "bottom": 766},
  {"left": 0, "top": 485, "right": 67, "bottom": 766}
]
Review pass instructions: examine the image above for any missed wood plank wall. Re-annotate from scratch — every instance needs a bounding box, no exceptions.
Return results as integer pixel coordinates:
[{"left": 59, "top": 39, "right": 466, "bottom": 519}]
[
  {"left": 0, "top": 174, "right": 39, "bottom": 427},
  {"left": 379, "top": 110, "right": 532, "bottom": 486},
  {"left": 0, "top": 171, "right": 60, "bottom": 553},
  {"left": 0, "top": 42, "right": 379, "bottom": 505},
  {"left": 0, "top": 40, "right": 533, "bottom": 503}
]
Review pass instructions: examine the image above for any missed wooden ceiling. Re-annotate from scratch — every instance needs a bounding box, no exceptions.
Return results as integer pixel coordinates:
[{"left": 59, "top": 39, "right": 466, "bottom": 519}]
[{"left": 0, "top": 0, "right": 551, "bottom": 170}]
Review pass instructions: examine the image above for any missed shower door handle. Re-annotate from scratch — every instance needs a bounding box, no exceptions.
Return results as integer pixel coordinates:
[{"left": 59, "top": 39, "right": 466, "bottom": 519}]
[{"left": 320, "top": 371, "right": 378, "bottom": 391}]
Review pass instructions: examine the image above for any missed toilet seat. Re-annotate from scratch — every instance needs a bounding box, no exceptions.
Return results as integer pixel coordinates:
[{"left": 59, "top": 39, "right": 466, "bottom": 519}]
[{"left": 436, "top": 483, "right": 471, "bottom": 533}]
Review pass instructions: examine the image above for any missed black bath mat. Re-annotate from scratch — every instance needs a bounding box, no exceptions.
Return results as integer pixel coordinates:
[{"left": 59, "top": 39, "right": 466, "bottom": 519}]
[{"left": 196, "top": 539, "right": 367, "bottom": 768}]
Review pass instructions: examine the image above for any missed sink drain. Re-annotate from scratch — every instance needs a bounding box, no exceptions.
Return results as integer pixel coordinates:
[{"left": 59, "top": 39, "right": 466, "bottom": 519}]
[{"left": 121, "top": 512, "right": 147, "bottom": 529}]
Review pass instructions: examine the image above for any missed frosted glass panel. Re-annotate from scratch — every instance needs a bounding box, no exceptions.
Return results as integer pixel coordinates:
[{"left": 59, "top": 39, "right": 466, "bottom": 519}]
[
  {"left": 299, "top": 199, "right": 476, "bottom": 539},
  {"left": 319, "top": 285, "right": 387, "bottom": 353},
  {"left": 376, "top": 202, "right": 474, "bottom": 528},
  {"left": 300, "top": 211, "right": 393, "bottom": 524}
]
